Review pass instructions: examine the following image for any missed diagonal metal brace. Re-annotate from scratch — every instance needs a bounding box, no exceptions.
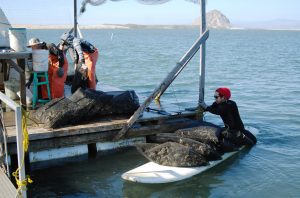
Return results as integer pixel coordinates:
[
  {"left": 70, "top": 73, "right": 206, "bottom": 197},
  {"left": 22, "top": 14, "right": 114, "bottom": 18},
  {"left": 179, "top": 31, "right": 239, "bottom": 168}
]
[{"left": 113, "top": 30, "right": 209, "bottom": 141}]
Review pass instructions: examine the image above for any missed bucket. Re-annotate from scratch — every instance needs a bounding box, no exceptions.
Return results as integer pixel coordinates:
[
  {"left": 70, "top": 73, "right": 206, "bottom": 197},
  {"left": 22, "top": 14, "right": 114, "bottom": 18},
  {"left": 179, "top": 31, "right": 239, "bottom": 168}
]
[
  {"left": 32, "top": 49, "right": 49, "bottom": 71},
  {"left": 4, "top": 81, "right": 20, "bottom": 100},
  {"left": 8, "top": 28, "right": 27, "bottom": 52}
]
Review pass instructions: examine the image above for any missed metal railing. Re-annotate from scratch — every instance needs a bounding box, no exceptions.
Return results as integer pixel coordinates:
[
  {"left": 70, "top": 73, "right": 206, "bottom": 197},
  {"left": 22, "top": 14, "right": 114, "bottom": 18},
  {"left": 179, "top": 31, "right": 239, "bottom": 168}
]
[{"left": 0, "top": 91, "right": 26, "bottom": 198}]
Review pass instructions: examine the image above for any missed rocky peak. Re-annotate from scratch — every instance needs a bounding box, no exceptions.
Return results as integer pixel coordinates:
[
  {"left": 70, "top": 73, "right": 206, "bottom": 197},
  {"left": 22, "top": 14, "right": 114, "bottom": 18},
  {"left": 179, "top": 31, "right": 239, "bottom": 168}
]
[{"left": 193, "top": 10, "right": 231, "bottom": 29}]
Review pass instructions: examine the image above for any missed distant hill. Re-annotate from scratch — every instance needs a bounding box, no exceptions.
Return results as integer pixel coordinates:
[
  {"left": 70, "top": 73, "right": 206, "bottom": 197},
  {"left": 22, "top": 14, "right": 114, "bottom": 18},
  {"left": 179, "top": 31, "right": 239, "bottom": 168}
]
[
  {"left": 13, "top": 9, "right": 232, "bottom": 30},
  {"left": 11, "top": 24, "right": 198, "bottom": 29},
  {"left": 193, "top": 10, "right": 231, "bottom": 29},
  {"left": 232, "top": 19, "right": 300, "bottom": 30}
]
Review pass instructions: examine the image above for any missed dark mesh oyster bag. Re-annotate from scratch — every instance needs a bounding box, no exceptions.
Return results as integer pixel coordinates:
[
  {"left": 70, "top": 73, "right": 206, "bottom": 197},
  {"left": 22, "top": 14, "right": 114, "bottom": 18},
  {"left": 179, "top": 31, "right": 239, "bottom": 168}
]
[
  {"left": 136, "top": 142, "right": 207, "bottom": 167},
  {"left": 149, "top": 133, "right": 221, "bottom": 161},
  {"left": 175, "top": 126, "right": 220, "bottom": 145}
]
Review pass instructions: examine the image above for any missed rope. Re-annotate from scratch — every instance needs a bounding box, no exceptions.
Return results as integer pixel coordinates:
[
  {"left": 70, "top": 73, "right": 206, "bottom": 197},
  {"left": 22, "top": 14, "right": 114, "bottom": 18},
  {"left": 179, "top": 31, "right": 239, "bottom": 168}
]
[
  {"left": 0, "top": 106, "right": 10, "bottom": 177},
  {"left": 23, "top": 110, "right": 39, "bottom": 127},
  {"left": 195, "top": 106, "right": 205, "bottom": 120},
  {"left": 12, "top": 108, "right": 33, "bottom": 197},
  {"left": 170, "top": 85, "right": 182, "bottom": 113}
]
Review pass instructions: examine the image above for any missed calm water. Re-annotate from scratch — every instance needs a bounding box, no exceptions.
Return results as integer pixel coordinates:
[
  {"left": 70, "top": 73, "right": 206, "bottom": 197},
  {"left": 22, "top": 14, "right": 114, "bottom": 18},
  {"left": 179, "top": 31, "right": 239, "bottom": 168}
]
[{"left": 27, "top": 28, "right": 300, "bottom": 197}]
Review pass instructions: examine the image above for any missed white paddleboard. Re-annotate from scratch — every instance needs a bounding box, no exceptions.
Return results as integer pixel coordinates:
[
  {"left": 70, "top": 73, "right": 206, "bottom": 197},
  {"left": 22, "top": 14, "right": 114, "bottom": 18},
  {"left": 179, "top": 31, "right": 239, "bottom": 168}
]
[{"left": 122, "top": 146, "right": 245, "bottom": 184}]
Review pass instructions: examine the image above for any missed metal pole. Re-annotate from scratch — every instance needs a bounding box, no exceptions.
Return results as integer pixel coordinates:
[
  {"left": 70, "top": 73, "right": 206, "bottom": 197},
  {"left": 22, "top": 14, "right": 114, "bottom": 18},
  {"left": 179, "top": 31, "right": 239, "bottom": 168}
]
[
  {"left": 15, "top": 106, "right": 26, "bottom": 198},
  {"left": 155, "top": 30, "right": 209, "bottom": 100},
  {"left": 77, "top": 25, "right": 83, "bottom": 38},
  {"left": 199, "top": 0, "right": 206, "bottom": 104},
  {"left": 74, "top": 0, "right": 78, "bottom": 37},
  {"left": 114, "top": 31, "right": 209, "bottom": 140}
]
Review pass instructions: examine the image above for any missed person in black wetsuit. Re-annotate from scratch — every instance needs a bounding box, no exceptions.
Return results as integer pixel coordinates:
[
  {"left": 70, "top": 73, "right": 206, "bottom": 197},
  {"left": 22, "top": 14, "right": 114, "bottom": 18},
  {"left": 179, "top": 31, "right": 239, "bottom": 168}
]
[{"left": 200, "top": 87, "right": 257, "bottom": 148}]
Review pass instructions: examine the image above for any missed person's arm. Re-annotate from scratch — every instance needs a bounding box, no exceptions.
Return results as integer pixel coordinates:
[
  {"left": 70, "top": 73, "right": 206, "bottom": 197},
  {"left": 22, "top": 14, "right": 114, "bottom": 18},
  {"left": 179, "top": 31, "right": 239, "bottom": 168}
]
[
  {"left": 57, "top": 50, "right": 64, "bottom": 68},
  {"left": 80, "top": 40, "right": 95, "bottom": 53},
  {"left": 25, "top": 73, "right": 33, "bottom": 88},
  {"left": 73, "top": 38, "right": 85, "bottom": 64},
  {"left": 206, "top": 102, "right": 226, "bottom": 115},
  {"left": 46, "top": 43, "right": 65, "bottom": 67}
]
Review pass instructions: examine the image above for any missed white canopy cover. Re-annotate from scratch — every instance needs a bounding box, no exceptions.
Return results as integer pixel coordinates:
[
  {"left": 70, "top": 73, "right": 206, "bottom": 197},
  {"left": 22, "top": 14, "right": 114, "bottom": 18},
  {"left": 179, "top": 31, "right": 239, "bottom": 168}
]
[
  {"left": 80, "top": 0, "right": 201, "bottom": 14},
  {"left": 0, "top": 8, "right": 11, "bottom": 47}
]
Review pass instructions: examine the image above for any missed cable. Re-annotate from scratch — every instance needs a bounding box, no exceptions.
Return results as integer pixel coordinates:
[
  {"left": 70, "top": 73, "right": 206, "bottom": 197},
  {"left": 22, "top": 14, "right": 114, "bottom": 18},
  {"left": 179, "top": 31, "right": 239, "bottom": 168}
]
[
  {"left": 0, "top": 105, "right": 10, "bottom": 177},
  {"left": 170, "top": 84, "right": 182, "bottom": 114}
]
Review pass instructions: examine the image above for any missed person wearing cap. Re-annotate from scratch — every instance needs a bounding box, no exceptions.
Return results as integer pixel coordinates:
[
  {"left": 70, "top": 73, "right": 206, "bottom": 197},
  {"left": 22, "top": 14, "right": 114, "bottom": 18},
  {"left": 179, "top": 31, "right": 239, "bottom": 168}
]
[
  {"left": 60, "top": 32, "right": 98, "bottom": 93},
  {"left": 199, "top": 87, "right": 257, "bottom": 148},
  {"left": 26, "top": 37, "right": 68, "bottom": 99}
]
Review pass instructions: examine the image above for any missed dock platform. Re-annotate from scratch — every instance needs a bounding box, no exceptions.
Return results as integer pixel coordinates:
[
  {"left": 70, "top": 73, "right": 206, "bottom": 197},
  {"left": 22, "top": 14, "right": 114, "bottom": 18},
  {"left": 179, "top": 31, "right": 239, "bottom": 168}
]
[
  {"left": 5, "top": 109, "right": 197, "bottom": 155},
  {"left": 0, "top": 169, "right": 17, "bottom": 198},
  {"left": 2, "top": 82, "right": 199, "bottom": 166}
]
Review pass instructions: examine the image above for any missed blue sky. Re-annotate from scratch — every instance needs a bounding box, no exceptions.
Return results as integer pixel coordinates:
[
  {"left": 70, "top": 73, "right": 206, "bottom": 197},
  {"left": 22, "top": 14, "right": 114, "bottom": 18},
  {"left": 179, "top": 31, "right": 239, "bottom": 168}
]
[{"left": 1, "top": 0, "right": 300, "bottom": 25}]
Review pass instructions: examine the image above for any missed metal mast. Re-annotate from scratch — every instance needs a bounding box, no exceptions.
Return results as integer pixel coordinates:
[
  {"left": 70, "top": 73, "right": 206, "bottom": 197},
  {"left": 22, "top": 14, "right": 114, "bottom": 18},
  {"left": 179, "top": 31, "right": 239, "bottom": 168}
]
[
  {"left": 199, "top": 0, "right": 206, "bottom": 104},
  {"left": 74, "top": 0, "right": 78, "bottom": 37}
]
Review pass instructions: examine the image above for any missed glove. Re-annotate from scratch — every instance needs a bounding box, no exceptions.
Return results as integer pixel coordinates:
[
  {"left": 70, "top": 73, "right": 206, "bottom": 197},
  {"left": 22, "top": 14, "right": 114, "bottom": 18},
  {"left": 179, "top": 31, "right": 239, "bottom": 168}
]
[
  {"left": 25, "top": 81, "right": 32, "bottom": 89},
  {"left": 81, "top": 63, "right": 88, "bottom": 70},
  {"left": 57, "top": 67, "right": 64, "bottom": 77},
  {"left": 79, "top": 63, "right": 88, "bottom": 79},
  {"left": 199, "top": 101, "right": 208, "bottom": 110}
]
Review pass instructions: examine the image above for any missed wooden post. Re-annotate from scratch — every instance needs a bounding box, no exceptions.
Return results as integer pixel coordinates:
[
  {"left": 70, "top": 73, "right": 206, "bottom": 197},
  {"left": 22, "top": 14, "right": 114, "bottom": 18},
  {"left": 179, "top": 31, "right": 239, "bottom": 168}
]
[
  {"left": 7, "top": 59, "right": 26, "bottom": 109},
  {"left": 0, "top": 52, "right": 31, "bottom": 110},
  {"left": 0, "top": 121, "right": 4, "bottom": 168},
  {"left": 17, "top": 59, "right": 27, "bottom": 109},
  {"left": 199, "top": 0, "right": 206, "bottom": 104},
  {"left": 0, "top": 107, "right": 10, "bottom": 178}
]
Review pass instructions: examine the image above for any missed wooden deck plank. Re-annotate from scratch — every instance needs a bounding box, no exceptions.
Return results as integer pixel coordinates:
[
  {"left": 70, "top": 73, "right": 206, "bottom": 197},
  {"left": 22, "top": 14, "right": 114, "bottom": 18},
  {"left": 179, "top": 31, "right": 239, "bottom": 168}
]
[
  {"left": 5, "top": 111, "right": 196, "bottom": 143},
  {"left": 4, "top": 81, "right": 198, "bottom": 143},
  {"left": 3, "top": 111, "right": 16, "bottom": 127},
  {"left": 7, "top": 117, "right": 195, "bottom": 154},
  {"left": 0, "top": 169, "right": 17, "bottom": 198},
  {"left": 0, "top": 51, "right": 31, "bottom": 59},
  {"left": 3, "top": 82, "right": 199, "bottom": 155}
]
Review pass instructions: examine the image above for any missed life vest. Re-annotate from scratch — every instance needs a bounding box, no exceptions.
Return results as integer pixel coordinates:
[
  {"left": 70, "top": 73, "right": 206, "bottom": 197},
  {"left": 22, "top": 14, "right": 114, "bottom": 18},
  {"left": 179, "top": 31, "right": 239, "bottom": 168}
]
[
  {"left": 83, "top": 48, "right": 98, "bottom": 89},
  {"left": 41, "top": 54, "right": 68, "bottom": 99}
]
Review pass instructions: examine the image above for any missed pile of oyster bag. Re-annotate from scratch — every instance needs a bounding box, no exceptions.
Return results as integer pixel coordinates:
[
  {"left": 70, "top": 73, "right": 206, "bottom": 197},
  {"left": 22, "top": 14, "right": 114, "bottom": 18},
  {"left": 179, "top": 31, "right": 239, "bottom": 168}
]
[
  {"left": 30, "top": 88, "right": 139, "bottom": 128},
  {"left": 136, "top": 125, "right": 226, "bottom": 167}
]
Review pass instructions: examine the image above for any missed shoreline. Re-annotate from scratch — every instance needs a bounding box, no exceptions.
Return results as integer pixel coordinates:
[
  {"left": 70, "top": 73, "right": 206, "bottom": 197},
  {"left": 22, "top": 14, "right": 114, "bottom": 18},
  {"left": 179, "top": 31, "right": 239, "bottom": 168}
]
[
  {"left": 11, "top": 24, "right": 300, "bottom": 31},
  {"left": 12, "top": 24, "right": 198, "bottom": 30}
]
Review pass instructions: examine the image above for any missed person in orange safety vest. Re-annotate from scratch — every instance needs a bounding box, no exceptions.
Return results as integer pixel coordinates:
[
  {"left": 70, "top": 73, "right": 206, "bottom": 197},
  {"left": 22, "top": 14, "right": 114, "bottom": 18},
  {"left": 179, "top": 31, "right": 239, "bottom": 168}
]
[
  {"left": 60, "top": 32, "right": 98, "bottom": 93},
  {"left": 26, "top": 37, "right": 69, "bottom": 99}
]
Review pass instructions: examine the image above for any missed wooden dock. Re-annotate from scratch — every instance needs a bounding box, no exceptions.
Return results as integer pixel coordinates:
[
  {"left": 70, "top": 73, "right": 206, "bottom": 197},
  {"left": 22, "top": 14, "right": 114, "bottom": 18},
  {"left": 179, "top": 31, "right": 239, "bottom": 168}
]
[
  {"left": 2, "top": 83, "right": 199, "bottom": 159},
  {"left": 0, "top": 80, "right": 200, "bottom": 173},
  {"left": 5, "top": 109, "right": 197, "bottom": 156},
  {"left": 0, "top": 169, "right": 17, "bottom": 198}
]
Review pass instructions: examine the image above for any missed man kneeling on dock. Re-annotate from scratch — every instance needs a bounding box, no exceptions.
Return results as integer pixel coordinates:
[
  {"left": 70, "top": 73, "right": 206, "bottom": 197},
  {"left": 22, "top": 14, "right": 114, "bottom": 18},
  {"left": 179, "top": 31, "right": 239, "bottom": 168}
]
[{"left": 199, "top": 87, "right": 257, "bottom": 149}]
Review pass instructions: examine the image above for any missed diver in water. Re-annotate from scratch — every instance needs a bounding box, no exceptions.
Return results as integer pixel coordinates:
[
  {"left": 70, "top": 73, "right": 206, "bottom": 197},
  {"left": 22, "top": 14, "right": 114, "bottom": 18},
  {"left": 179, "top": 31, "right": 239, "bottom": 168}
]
[{"left": 199, "top": 87, "right": 257, "bottom": 148}]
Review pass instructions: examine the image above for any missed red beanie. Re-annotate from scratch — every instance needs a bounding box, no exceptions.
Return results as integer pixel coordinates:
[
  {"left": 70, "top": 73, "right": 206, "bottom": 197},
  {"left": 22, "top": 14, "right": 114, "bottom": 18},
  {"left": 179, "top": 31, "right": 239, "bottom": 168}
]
[{"left": 216, "top": 87, "right": 231, "bottom": 100}]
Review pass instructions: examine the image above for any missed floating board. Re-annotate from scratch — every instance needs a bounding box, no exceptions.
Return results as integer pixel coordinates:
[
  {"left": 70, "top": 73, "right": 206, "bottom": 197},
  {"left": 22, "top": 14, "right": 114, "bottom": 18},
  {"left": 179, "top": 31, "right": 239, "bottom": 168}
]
[{"left": 122, "top": 146, "right": 245, "bottom": 184}]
